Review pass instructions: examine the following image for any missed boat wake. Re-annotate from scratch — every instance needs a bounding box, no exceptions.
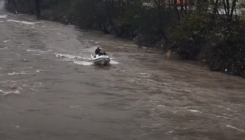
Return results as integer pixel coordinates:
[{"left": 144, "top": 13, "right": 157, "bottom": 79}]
[
  {"left": 0, "top": 89, "right": 20, "bottom": 96},
  {"left": 73, "top": 61, "right": 93, "bottom": 66},
  {"left": 54, "top": 53, "right": 119, "bottom": 66},
  {"left": 0, "top": 15, "right": 7, "bottom": 19},
  {"left": 7, "top": 19, "right": 42, "bottom": 25}
]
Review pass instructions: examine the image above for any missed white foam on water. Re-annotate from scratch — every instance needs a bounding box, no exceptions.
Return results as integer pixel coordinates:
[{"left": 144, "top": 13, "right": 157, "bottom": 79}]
[
  {"left": 110, "top": 60, "right": 119, "bottom": 64},
  {"left": 33, "top": 82, "right": 42, "bottom": 87},
  {"left": 29, "top": 87, "right": 36, "bottom": 91},
  {"left": 7, "top": 19, "right": 42, "bottom": 25},
  {"left": 138, "top": 73, "right": 148, "bottom": 75},
  {"left": 213, "top": 115, "right": 231, "bottom": 119},
  {"left": 8, "top": 72, "right": 22, "bottom": 76},
  {"left": 226, "top": 125, "right": 245, "bottom": 132},
  {"left": 216, "top": 105, "right": 232, "bottom": 111},
  {"left": 187, "top": 109, "right": 203, "bottom": 113},
  {"left": 55, "top": 52, "right": 118, "bottom": 66},
  {"left": 54, "top": 53, "right": 82, "bottom": 59},
  {"left": 158, "top": 105, "right": 166, "bottom": 107},
  {"left": 0, "top": 15, "right": 7, "bottom": 18},
  {"left": 70, "top": 106, "right": 80, "bottom": 108},
  {"left": 0, "top": 89, "right": 20, "bottom": 96},
  {"left": 186, "top": 108, "right": 232, "bottom": 119},
  {"left": 184, "top": 89, "right": 192, "bottom": 92},
  {"left": 73, "top": 61, "right": 93, "bottom": 66},
  {"left": 54, "top": 53, "right": 92, "bottom": 66},
  {"left": 3, "top": 40, "right": 10, "bottom": 43},
  {"left": 0, "top": 79, "right": 27, "bottom": 84},
  {"left": 167, "top": 130, "right": 174, "bottom": 134},
  {"left": 82, "top": 57, "right": 93, "bottom": 60},
  {"left": 137, "top": 73, "right": 150, "bottom": 78},
  {"left": 8, "top": 71, "right": 29, "bottom": 76},
  {"left": 27, "top": 49, "right": 52, "bottom": 53}
]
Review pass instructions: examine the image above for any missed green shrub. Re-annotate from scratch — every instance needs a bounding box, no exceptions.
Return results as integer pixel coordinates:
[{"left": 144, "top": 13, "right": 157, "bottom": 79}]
[{"left": 167, "top": 13, "right": 211, "bottom": 60}]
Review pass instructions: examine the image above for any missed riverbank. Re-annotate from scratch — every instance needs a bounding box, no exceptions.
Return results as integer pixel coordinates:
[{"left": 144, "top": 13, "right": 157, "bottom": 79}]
[{"left": 4, "top": 1, "right": 245, "bottom": 78}]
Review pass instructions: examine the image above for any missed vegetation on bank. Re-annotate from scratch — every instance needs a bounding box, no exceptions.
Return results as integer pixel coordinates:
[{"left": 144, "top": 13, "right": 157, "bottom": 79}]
[{"left": 5, "top": 0, "right": 245, "bottom": 77}]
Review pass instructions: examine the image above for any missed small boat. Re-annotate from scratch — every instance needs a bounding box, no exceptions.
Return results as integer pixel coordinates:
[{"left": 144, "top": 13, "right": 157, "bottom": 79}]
[{"left": 90, "top": 54, "right": 110, "bottom": 65}]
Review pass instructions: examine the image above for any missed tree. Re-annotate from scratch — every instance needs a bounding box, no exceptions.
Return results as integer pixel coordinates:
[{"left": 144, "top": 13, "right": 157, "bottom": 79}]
[{"left": 35, "top": 0, "right": 41, "bottom": 19}]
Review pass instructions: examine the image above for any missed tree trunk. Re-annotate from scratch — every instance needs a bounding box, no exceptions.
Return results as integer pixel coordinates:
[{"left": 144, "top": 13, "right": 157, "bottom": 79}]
[
  {"left": 174, "top": 0, "right": 180, "bottom": 21},
  {"left": 184, "top": 0, "right": 188, "bottom": 14},
  {"left": 228, "top": 0, "right": 237, "bottom": 30},
  {"left": 213, "top": 0, "right": 219, "bottom": 14},
  {"left": 155, "top": 0, "right": 168, "bottom": 43},
  {"left": 180, "top": 0, "right": 184, "bottom": 16},
  {"left": 105, "top": 0, "right": 117, "bottom": 34},
  {"left": 34, "top": 0, "right": 41, "bottom": 19}
]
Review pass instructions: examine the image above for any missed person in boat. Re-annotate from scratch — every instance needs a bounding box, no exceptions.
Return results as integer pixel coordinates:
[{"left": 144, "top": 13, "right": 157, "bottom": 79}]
[
  {"left": 95, "top": 47, "right": 101, "bottom": 55},
  {"left": 102, "top": 51, "right": 107, "bottom": 55},
  {"left": 99, "top": 50, "right": 107, "bottom": 56}
]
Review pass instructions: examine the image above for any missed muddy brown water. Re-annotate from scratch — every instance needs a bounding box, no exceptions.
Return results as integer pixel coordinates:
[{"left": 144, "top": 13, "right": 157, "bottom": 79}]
[{"left": 1, "top": 6, "right": 245, "bottom": 140}]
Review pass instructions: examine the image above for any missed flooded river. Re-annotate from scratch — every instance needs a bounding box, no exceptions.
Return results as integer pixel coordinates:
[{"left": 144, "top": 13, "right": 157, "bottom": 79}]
[{"left": 1, "top": 5, "right": 245, "bottom": 140}]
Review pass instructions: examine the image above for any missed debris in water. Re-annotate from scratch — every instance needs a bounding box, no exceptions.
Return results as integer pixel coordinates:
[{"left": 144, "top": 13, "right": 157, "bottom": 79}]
[{"left": 0, "top": 89, "right": 20, "bottom": 96}]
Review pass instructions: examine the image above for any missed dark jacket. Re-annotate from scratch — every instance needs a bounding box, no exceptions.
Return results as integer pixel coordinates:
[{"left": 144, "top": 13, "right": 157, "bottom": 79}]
[{"left": 95, "top": 48, "right": 101, "bottom": 55}]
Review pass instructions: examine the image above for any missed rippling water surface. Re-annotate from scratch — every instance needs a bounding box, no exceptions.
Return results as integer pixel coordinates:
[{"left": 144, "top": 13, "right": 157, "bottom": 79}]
[{"left": 1, "top": 5, "right": 245, "bottom": 140}]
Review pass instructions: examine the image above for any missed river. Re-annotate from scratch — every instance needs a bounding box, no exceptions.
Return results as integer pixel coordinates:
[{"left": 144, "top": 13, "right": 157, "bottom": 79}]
[{"left": 1, "top": 4, "right": 245, "bottom": 140}]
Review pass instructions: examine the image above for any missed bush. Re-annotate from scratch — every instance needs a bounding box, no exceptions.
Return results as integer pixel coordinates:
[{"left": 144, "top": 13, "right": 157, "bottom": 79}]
[
  {"left": 207, "top": 20, "right": 245, "bottom": 76},
  {"left": 167, "top": 13, "right": 211, "bottom": 60}
]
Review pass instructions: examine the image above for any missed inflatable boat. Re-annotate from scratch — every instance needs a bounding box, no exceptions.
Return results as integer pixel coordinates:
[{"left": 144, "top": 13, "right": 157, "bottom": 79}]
[{"left": 90, "top": 54, "right": 110, "bottom": 65}]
